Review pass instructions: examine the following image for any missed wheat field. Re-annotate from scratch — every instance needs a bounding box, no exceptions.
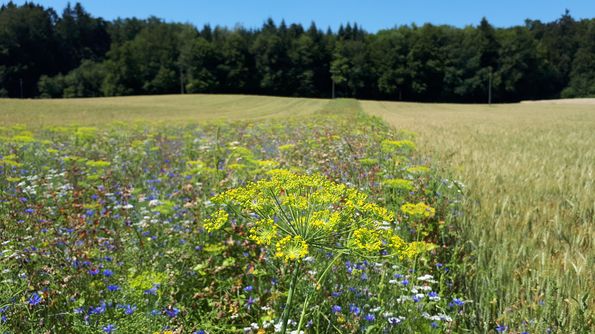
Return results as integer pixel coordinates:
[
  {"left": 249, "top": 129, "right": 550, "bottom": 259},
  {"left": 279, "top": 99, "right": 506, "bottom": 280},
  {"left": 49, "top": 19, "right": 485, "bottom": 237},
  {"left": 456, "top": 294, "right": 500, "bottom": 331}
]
[{"left": 362, "top": 100, "right": 595, "bottom": 330}]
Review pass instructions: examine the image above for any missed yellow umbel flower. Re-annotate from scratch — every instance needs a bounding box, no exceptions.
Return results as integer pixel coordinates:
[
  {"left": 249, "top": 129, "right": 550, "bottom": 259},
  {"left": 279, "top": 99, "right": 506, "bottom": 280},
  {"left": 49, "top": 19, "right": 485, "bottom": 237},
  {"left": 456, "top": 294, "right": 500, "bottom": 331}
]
[
  {"left": 382, "top": 178, "right": 414, "bottom": 192},
  {"left": 351, "top": 228, "right": 383, "bottom": 252},
  {"left": 381, "top": 139, "right": 416, "bottom": 153},
  {"left": 275, "top": 235, "right": 309, "bottom": 262},
  {"left": 400, "top": 202, "right": 436, "bottom": 219},
  {"left": 249, "top": 219, "right": 278, "bottom": 245},
  {"left": 203, "top": 209, "right": 229, "bottom": 232}
]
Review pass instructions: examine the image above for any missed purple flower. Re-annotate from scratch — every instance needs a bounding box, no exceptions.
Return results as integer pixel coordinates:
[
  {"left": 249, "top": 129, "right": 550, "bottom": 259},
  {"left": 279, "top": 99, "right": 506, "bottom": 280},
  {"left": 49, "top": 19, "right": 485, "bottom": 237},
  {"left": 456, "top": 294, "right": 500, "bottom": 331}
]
[
  {"left": 102, "top": 324, "right": 116, "bottom": 333},
  {"left": 123, "top": 304, "right": 136, "bottom": 315},
  {"left": 365, "top": 313, "right": 375, "bottom": 322},
  {"left": 164, "top": 307, "right": 179, "bottom": 318},
  {"left": 88, "top": 268, "right": 100, "bottom": 276},
  {"left": 28, "top": 292, "right": 42, "bottom": 306},
  {"left": 144, "top": 284, "right": 159, "bottom": 295},
  {"left": 243, "top": 285, "right": 253, "bottom": 292},
  {"left": 450, "top": 298, "right": 464, "bottom": 307},
  {"left": 245, "top": 296, "right": 255, "bottom": 309},
  {"left": 349, "top": 304, "right": 360, "bottom": 315},
  {"left": 331, "top": 305, "right": 342, "bottom": 313},
  {"left": 496, "top": 325, "right": 508, "bottom": 333}
]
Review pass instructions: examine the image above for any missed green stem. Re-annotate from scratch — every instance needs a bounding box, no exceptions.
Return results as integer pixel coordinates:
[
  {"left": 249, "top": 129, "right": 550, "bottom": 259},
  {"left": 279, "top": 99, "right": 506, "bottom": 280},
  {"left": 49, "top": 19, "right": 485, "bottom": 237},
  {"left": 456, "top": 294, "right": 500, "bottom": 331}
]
[{"left": 280, "top": 263, "right": 301, "bottom": 334}]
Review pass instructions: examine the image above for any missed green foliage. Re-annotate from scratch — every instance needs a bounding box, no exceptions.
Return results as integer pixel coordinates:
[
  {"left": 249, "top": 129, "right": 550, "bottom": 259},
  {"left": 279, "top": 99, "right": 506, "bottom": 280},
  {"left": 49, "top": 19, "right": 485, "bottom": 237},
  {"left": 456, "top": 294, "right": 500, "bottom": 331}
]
[{"left": 2, "top": 2, "right": 595, "bottom": 101}]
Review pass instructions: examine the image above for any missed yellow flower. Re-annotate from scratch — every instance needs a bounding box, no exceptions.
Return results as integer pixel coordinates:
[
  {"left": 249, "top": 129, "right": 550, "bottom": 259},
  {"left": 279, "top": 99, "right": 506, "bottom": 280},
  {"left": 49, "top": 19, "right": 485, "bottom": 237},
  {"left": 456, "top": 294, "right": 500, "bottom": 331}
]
[
  {"left": 382, "top": 178, "right": 414, "bottom": 192},
  {"left": 203, "top": 209, "right": 229, "bottom": 232},
  {"left": 249, "top": 219, "right": 278, "bottom": 245},
  {"left": 275, "top": 235, "right": 309, "bottom": 262},
  {"left": 351, "top": 228, "right": 383, "bottom": 253},
  {"left": 400, "top": 202, "right": 436, "bottom": 219},
  {"left": 381, "top": 139, "right": 416, "bottom": 153}
]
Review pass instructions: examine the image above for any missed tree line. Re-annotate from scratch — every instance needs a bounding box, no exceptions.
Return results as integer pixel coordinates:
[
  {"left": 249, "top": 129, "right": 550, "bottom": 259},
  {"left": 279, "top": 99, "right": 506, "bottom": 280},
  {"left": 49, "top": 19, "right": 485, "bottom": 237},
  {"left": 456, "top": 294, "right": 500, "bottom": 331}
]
[{"left": 1, "top": 2, "right": 594, "bottom": 102}]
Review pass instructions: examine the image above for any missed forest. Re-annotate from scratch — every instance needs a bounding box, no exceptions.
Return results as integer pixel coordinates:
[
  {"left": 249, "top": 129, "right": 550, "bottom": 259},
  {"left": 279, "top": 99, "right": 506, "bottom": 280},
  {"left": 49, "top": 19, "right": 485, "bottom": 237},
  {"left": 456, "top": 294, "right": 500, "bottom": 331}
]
[{"left": 1, "top": 1, "right": 594, "bottom": 102}]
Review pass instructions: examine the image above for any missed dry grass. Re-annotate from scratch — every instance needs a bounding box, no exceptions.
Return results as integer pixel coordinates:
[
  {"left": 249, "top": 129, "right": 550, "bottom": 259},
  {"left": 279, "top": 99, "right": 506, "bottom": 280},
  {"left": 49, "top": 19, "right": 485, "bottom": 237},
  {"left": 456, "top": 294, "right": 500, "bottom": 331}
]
[
  {"left": 0, "top": 94, "right": 329, "bottom": 127},
  {"left": 362, "top": 100, "right": 595, "bottom": 331}
]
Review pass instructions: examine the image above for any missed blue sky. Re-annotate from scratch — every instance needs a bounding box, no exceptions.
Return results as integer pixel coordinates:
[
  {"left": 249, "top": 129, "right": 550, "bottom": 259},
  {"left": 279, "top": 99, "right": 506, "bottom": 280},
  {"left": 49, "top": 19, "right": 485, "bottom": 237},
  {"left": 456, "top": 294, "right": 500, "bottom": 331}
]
[{"left": 5, "top": 0, "right": 595, "bottom": 31}]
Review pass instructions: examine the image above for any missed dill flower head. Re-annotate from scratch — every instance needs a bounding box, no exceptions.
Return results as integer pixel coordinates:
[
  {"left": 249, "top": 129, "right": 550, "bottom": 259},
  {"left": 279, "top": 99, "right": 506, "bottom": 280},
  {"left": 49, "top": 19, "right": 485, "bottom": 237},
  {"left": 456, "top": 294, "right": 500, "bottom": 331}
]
[
  {"left": 210, "top": 170, "right": 433, "bottom": 262},
  {"left": 382, "top": 178, "right": 414, "bottom": 192},
  {"left": 350, "top": 228, "right": 383, "bottom": 253},
  {"left": 275, "top": 235, "right": 309, "bottom": 262},
  {"left": 203, "top": 209, "right": 229, "bottom": 232},
  {"left": 381, "top": 139, "right": 416, "bottom": 153},
  {"left": 400, "top": 202, "right": 436, "bottom": 219},
  {"left": 249, "top": 219, "right": 278, "bottom": 245}
]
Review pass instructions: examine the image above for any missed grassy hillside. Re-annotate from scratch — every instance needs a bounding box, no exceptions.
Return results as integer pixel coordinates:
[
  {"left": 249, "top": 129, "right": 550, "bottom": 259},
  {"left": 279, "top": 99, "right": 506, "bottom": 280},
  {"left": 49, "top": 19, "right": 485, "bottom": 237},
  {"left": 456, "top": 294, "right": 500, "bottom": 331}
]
[
  {"left": 362, "top": 100, "right": 595, "bottom": 329},
  {"left": 0, "top": 94, "right": 329, "bottom": 127}
]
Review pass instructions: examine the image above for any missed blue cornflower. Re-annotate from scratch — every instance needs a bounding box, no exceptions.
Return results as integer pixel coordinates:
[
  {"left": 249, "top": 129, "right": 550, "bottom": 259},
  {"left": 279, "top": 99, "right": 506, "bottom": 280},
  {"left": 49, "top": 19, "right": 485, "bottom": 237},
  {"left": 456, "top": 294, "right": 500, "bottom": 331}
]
[
  {"left": 496, "top": 325, "right": 508, "bottom": 333},
  {"left": 431, "top": 322, "right": 439, "bottom": 328},
  {"left": 123, "top": 304, "right": 136, "bottom": 315},
  {"left": 164, "top": 307, "right": 179, "bottom": 318},
  {"left": 245, "top": 295, "right": 255, "bottom": 309},
  {"left": 401, "top": 279, "right": 409, "bottom": 286},
  {"left": 28, "top": 292, "right": 42, "bottom": 306},
  {"left": 102, "top": 324, "right": 116, "bottom": 333},
  {"left": 364, "top": 313, "right": 375, "bottom": 322},
  {"left": 360, "top": 272, "right": 368, "bottom": 281},
  {"left": 331, "top": 305, "right": 342, "bottom": 313},
  {"left": 450, "top": 298, "right": 465, "bottom": 307},
  {"left": 1, "top": 305, "right": 9, "bottom": 323},
  {"left": 102, "top": 269, "right": 113, "bottom": 277},
  {"left": 349, "top": 304, "right": 360, "bottom": 315},
  {"left": 243, "top": 285, "right": 253, "bottom": 292},
  {"left": 88, "top": 268, "right": 100, "bottom": 276},
  {"left": 331, "top": 291, "right": 342, "bottom": 298},
  {"left": 144, "top": 284, "right": 159, "bottom": 295},
  {"left": 107, "top": 285, "right": 120, "bottom": 292}
]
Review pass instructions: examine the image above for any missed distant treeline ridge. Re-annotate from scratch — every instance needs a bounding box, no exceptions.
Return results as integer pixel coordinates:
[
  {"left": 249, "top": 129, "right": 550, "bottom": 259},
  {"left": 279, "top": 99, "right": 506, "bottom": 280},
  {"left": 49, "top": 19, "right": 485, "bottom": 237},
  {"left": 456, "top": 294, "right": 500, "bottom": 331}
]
[{"left": 1, "top": 2, "right": 594, "bottom": 102}]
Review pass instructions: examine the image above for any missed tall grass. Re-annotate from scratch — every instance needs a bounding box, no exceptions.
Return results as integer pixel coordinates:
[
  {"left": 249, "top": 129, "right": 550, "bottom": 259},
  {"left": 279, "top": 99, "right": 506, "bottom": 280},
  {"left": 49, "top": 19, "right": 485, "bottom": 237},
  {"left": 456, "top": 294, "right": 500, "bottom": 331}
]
[{"left": 363, "top": 100, "right": 594, "bottom": 332}]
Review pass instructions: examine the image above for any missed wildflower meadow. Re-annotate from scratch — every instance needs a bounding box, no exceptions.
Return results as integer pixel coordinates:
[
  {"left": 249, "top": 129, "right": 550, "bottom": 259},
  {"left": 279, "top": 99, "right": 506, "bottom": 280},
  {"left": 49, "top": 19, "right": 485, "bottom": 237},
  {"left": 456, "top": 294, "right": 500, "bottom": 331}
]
[{"left": 0, "top": 100, "right": 471, "bottom": 333}]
